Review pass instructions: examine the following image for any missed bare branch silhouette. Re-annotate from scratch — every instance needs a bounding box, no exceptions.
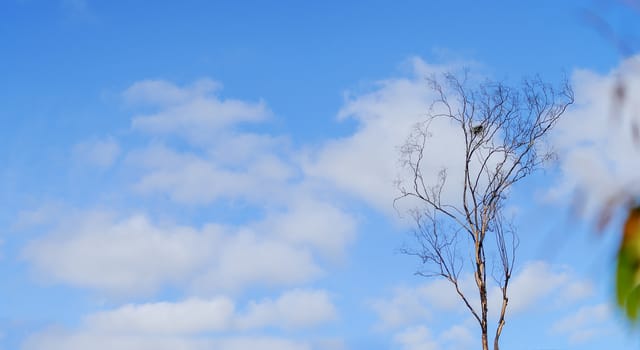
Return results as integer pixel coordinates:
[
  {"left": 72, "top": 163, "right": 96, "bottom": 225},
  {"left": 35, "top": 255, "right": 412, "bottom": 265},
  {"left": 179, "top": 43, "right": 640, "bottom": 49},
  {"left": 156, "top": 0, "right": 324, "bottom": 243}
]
[{"left": 396, "top": 72, "right": 573, "bottom": 350}]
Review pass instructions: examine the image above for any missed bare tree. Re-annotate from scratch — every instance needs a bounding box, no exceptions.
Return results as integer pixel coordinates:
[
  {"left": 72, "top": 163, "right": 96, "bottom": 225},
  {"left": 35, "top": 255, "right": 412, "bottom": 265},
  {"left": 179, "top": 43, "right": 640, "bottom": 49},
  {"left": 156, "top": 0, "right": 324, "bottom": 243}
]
[{"left": 395, "top": 72, "right": 574, "bottom": 350}]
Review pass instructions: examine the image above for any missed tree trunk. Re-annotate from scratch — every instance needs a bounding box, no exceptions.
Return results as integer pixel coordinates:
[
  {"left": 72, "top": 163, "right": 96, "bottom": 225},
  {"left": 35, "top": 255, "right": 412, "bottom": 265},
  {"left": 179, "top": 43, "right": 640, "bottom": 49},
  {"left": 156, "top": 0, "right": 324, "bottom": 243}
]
[
  {"left": 494, "top": 294, "right": 508, "bottom": 350},
  {"left": 476, "top": 239, "right": 489, "bottom": 350},
  {"left": 478, "top": 272, "right": 490, "bottom": 348},
  {"left": 482, "top": 331, "right": 489, "bottom": 350},
  {"left": 480, "top": 291, "right": 489, "bottom": 350}
]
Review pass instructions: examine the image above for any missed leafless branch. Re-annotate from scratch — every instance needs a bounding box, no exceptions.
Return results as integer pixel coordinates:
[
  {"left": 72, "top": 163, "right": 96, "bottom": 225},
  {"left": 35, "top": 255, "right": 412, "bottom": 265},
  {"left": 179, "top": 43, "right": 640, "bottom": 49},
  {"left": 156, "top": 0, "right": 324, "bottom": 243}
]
[{"left": 396, "top": 71, "right": 573, "bottom": 350}]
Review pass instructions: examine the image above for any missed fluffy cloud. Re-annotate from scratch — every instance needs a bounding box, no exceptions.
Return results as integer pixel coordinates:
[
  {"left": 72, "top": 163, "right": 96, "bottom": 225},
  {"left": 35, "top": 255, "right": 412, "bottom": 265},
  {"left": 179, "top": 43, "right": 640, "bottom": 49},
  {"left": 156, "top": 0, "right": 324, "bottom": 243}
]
[
  {"left": 125, "top": 78, "right": 270, "bottom": 143},
  {"left": 372, "top": 261, "right": 597, "bottom": 350},
  {"left": 191, "top": 231, "right": 322, "bottom": 292},
  {"left": 85, "top": 289, "right": 335, "bottom": 334},
  {"left": 122, "top": 79, "right": 291, "bottom": 206},
  {"left": 550, "top": 303, "right": 612, "bottom": 344},
  {"left": 439, "top": 324, "right": 475, "bottom": 349},
  {"left": 370, "top": 261, "right": 592, "bottom": 330},
  {"left": 500, "top": 260, "right": 573, "bottom": 314},
  {"left": 263, "top": 199, "right": 357, "bottom": 259},
  {"left": 22, "top": 212, "right": 217, "bottom": 295},
  {"left": 369, "top": 288, "right": 432, "bottom": 330},
  {"left": 85, "top": 297, "right": 236, "bottom": 334},
  {"left": 392, "top": 323, "right": 475, "bottom": 350},
  {"left": 16, "top": 69, "right": 356, "bottom": 345},
  {"left": 235, "top": 289, "right": 337, "bottom": 330},
  {"left": 21, "top": 212, "right": 325, "bottom": 295},
  {"left": 487, "top": 261, "right": 595, "bottom": 317},
  {"left": 551, "top": 56, "right": 640, "bottom": 212},
  {"left": 127, "top": 143, "right": 295, "bottom": 205},
  {"left": 393, "top": 326, "right": 439, "bottom": 350},
  {"left": 22, "top": 331, "right": 312, "bottom": 350},
  {"left": 23, "top": 289, "right": 336, "bottom": 350},
  {"left": 303, "top": 58, "right": 462, "bottom": 212},
  {"left": 369, "top": 278, "right": 462, "bottom": 329},
  {"left": 21, "top": 78, "right": 360, "bottom": 296},
  {"left": 304, "top": 58, "right": 515, "bottom": 219}
]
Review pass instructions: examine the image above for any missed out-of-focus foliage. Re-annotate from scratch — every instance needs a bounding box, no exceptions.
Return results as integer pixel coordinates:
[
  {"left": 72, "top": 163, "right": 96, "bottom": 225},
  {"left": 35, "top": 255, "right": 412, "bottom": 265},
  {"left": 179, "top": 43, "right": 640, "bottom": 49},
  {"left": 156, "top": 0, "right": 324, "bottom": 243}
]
[
  {"left": 584, "top": 0, "right": 640, "bottom": 323},
  {"left": 617, "top": 207, "right": 640, "bottom": 320}
]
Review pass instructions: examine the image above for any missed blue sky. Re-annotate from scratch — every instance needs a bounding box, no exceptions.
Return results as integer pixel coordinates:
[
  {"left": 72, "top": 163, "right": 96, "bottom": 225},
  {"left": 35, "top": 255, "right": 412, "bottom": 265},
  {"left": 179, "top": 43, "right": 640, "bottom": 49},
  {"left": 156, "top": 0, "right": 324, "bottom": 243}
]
[{"left": 2, "top": 1, "right": 640, "bottom": 349}]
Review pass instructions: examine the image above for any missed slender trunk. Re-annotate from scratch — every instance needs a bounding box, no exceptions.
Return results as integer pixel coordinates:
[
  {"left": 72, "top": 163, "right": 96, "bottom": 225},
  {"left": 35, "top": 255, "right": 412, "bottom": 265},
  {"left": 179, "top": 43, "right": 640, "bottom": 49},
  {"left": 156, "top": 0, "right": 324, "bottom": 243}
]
[
  {"left": 493, "top": 322, "right": 502, "bottom": 350},
  {"left": 494, "top": 284, "right": 509, "bottom": 349},
  {"left": 475, "top": 239, "right": 489, "bottom": 350},
  {"left": 482, "top": 331, "right": 489, "bottom": 350},
  {"left": 480, "top": 280, "right": 489, "bottom": 350}
]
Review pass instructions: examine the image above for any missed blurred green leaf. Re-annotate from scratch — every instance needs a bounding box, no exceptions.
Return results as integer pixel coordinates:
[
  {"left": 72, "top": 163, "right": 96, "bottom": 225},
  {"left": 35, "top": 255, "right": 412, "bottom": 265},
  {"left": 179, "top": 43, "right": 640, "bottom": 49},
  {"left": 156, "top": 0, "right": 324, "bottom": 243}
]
[{"left": 616, "top": 207, "right": 640, "bottom": 321}]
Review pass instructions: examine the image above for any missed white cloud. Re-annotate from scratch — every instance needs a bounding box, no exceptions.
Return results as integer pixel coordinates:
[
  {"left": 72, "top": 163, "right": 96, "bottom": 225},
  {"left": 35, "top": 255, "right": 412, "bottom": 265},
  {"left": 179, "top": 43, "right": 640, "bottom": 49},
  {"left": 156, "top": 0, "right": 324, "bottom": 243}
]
[
  {"left": 503, "top": 261, "right": 570, "bottom": 314},
  {"left": 207, "top": 132, "right": 290, "bottom": 166},
  {"left": 392, "top": 322, "right": 476, "bottom": 350},
  {"left": 304, "top": 58, "right": 460, "bottom": 212},
  {"left": 22, "top": 74, "right": 315, "bottom": 346},
  {"left": 311, "top": 338, "right": 347, "bottom": 350},
  {"left": 23, "top": 289, "right": 337, "bottom": 350},
  {"left": 236, "top": 289, "right": 337, "bottom": 330},
  {"left": 49, "top": 80, "right": 356, "bottom": 297},
  {"left": 369, "top": 278, "right": 465, "bottom": 329},
  {"left": 119, "top": 79, "right": 298, "bottom": 207},
  {"left": 303, "top": 57, "right": 516, "bottom": 226},
  {"left": 485, "top": 261, "right": 596, "bottom": 319},
  {"left": 23, "top": 329, "right": 207, "bottom": 350},
  {"left": 376, "top": 261, "right": 594, "bottom": 350},
  {"left": 73, "top": 137, "right": 121, "bottom": 168},
  {"left": 22, "top": 330, "right": 312, "bottom": 350},
  {"left": 440, "top": 324, "right": 475, "bottom": 349},
  {"left": 192, "top": 231, "right": 322, "bottom": 292},
  {"left": 551, "top": 56, "right": 640, "bottom": 212},
  {"left": 211, "top": 337, "right": 313, "bottom": 350},
  {"left": 86, "top": 297, "right": 235, "bottom": 334},
  {"left": 264, "top": 199, "right": 357, "bottom": 259},
  {"left": 559, "top": 280, "right": 595, "bottom": 303},
  {"left": 551, "top": 303, "right": 612, "bottom": 344},
  {"left": 125, "top": 78, "right": 270, "bottom": 144},
  {"left": 369, "top": 287, "right": 432, "bottom": 330},
  {"left": 22, "top": 212, "right": 217, "bottom": 295},
  {"left": 551, "top": 303, "right": 611, "bottom": 333},
  {"left": 124, "top": 79, "right": 221, "bottom": 106},
  {"left": 127, "top": 143, "right": 295, "bottom": 205},
  {"left": 84, "top": 289, "right": 335, "bottom": 335},
  {"left": 21, "top": 211, "right": 328, "bottom": 295},
  {"left": 393, "top": 325, "right": 439, "bottom": 350},
  {"left": 371, "top": 260, "right": 593, "bottom": 330}
]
